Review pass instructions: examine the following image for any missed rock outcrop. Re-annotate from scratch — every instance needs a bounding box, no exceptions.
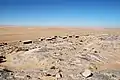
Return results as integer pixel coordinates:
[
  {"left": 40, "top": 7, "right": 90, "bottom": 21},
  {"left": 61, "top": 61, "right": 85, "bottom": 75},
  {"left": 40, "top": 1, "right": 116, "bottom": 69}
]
[{"left": 0, "top": 34, "right": 120, "bottom": 80}]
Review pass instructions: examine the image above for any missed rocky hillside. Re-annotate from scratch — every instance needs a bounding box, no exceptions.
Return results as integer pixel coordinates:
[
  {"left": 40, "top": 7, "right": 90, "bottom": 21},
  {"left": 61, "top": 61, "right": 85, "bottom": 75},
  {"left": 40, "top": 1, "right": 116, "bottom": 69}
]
[{"left": 0, "top": 34, "right": 120, "bottom": 80}]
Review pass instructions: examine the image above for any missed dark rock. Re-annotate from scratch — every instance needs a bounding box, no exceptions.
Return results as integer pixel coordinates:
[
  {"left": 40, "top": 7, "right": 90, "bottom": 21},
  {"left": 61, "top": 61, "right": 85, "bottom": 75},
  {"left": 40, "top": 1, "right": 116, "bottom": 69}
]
[
  {"left": 16, "top": 47, "right": 29, "bottom": 52},
  {"left": 26, "top": 75, "right": 31, "bottom": 79},
  {"left": 3, "top": 43, "right": 7, "bottom": 45},
  {"left": 0, "top": 56, "right": 6, "bottom": 63},
  {"left": 75, "top": 35, "right": 79, "bottom": 38},
  {"left": 94, "top": 51, "right": 98, "bottom": 53},
  {"left": 54, "top": 36, "right": 57, "bottom": 38},
  {"left": 0, "top": 42, "right": 7, "bottom": 46},
  {"left": 50, "top": 66, "right": 56, "bottom": 69},
  {"left": 62, "top": 36, "right": 67, "bottom": 39},
  {"left": 22, "top": 40, "right": 32, "bottom": 44},
  {"left": 46, "top": 74, "right": 52, "bottom": 76},
  {"left": 0, "top": 44, "right": 4, "bottom": 46},
  {"left": 68, "top": 35, "right": 72, "bottom": 38},
  {"left": 3, "top": 69, "right": 12, "bottom": 72},
  {"left": 19, "top": 40, "right": 22, "bottom": 42},
  {"left": 0, "top": 56, "right": 6, "bottom": 59},
  {"left": 46, "top": 38, "right": 53, "bottom": 41},
  {"left": 51, "top": 36, "right": 57, "bottom": 40},
  {"left": 80, "top": 40, "right": 83, "bottom": 42},
  {"left": 41, "top": 38, "right": 44, "bottom": 41}
]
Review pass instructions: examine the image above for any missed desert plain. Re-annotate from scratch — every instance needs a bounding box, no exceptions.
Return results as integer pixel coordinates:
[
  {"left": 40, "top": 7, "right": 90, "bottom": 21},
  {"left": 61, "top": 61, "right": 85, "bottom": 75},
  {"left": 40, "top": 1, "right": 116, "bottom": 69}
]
[{"left": 0, "top": 26, "right": 120, "bottom": 80}]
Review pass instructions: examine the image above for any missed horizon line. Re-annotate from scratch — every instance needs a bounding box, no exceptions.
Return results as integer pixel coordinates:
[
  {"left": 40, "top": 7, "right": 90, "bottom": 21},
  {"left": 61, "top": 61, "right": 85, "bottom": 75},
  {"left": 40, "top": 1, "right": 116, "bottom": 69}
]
[{"left": 0, "top": 25, "right": 120, "bottom": 28}]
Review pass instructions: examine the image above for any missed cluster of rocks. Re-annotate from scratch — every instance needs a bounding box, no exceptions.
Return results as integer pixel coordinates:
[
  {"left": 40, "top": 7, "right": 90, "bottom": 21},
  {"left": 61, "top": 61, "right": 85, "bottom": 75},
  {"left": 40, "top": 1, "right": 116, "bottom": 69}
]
[
  {"left": 0, "top": 42, "right": 7, "bottom": 47},
  {"left": 1, "top": 68, "right": 120, "bottom": 80},
  {"left": 0, "top": 56, "right": 6, "bottom": 63},
  {"left": 0, "top": 34, "right": 120, "bottom": 80}
]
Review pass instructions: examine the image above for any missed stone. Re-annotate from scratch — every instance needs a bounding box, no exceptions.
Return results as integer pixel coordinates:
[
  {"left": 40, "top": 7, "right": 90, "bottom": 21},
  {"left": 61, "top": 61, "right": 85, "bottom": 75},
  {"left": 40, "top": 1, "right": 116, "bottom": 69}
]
[
  {"left": 15, "top": 74, "right": 25, "bottom": 79},
  {"left": 40, "top": 38, "right": 44, "bottom": 41},
  {"left": 39, "top": 37, "right": 45, "bottom": 41},
  {"left": 3, "top": 43, "right": 7, "bottom": 45},
  {"left": 0, "top": 44, "right": 4, "bottom": 46},
  {"left": 26, "top": 75, "right": 31, "bottom": 79},
  {"left": 0, "top": 42, "right": 7, "bottom": 46},
  {"left": 0, "top": 56, "right": 6, "bottom": 63},
  {"left": 80, "top": 40, "right": 83, "bottom": 42},
  {"left": 16, "top": 47, "right": 29, "bottom": 52},
  {"left": 68, "top": 35, "right": 72, "bottom": 38},
  {"left": 22, "top": 40, "right": 32, "bottom": 44},
  {"left": 54, "top": 36, "right": 57, "bottom": 38},
  {"left": 46, "top": 73, "right": 52, "bottom": 76},
  {"left": 1, "top": 34, "right": 120, "bottom": 80},
  {"left": 51, "top": 36, "right": 57, "bottom": 40},
  {"left": 56, "top": 73, "right": 62, "bottom": 78},
  {"left": 50, "top": 66, "right": 56, "bottom": 69},
  {"left": 0, "top": 56, "right": 6, "bottom": 59},
  {"left": 94, "top": 50, "right": 98, "bottom": 53},
  {"left": 46, "top": 38, "right": 53, "bottom": 41},
  {"left": 62, "top": 36, "right": 67, "bottom": 39},
  {"left": 82, "top": 69, "right": 92, "bottom": 78},
  {"left": 75, "top": 35, "right": 79, "bottom": 38}
]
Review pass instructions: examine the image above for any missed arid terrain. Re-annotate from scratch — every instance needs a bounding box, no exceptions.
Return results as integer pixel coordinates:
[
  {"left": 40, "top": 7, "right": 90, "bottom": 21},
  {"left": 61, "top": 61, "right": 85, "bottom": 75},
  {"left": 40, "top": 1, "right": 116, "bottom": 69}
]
[
  {"left": 0, "top": 26, "right": 120, "bottom": 80},
  {"left": 1, "top": 26, "right": 120, "bottom": 42}
]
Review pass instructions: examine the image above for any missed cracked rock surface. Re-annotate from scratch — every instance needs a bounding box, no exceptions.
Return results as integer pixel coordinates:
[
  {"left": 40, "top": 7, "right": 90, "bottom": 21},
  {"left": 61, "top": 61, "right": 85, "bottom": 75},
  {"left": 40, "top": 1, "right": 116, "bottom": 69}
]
[{"left": 0, "top": 34, "right": 120, "bottom": 80}]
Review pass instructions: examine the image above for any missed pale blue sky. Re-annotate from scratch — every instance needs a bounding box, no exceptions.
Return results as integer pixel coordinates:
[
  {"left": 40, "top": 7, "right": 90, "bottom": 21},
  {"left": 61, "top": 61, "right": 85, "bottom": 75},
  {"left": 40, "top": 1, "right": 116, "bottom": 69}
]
[{"left": 0, "top": 0, "right": 120, "bottom": 27}]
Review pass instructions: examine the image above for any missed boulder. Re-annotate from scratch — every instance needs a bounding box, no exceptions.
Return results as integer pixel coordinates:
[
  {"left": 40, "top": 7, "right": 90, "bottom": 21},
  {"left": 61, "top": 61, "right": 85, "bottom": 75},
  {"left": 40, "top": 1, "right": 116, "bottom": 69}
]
[
  {"left": 0, "top": 56, "right": 6, "bottom": 63},
  {"left": 0, "top": 43, "right": 4, "bottom": 46},
  {"left": 46, "top": 38, "right": 53, "bottom": 41},
  {"left": 54, "top": 36, "right": 57, "bottom": 38},
  {"left": 82, "top": 69, "right": 92, "bottom": 78},
  {"left": 22, "top": 40, "right": 32, "bottom": 44},
  {"left": 51, "top": 36, "right": 57, "bottom": 40},
  {"left": 68, "top": 35, "right": 72, "bottom": 38},
  {"left": 75, "top": 35, "right": 79, "bottom": 38},
  {"left": 39, "top": 37, "right": 45, "bottom": 41},
  {"left": 56, "top": 73, "right": 62, "bottom": 78},
  {"left": 62, "top": 36, "right": 67, "bottom": 39},
  {"left": 0, "top": 42, "right": 7, "bottom": 46}
]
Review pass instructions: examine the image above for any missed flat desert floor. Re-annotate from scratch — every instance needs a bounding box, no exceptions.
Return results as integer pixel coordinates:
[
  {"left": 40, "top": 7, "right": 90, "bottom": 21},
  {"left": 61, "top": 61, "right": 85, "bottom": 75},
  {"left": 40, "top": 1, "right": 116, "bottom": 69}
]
[{"left": 0, "top": 26, "right": 120, "bottom": 42}]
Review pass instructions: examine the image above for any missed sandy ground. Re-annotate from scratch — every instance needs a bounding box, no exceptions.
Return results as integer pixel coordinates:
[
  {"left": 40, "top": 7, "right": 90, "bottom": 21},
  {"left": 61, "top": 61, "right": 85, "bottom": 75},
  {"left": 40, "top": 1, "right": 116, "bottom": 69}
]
[{"left": 0, "top": 26, "right": 120, "bottom": 42}]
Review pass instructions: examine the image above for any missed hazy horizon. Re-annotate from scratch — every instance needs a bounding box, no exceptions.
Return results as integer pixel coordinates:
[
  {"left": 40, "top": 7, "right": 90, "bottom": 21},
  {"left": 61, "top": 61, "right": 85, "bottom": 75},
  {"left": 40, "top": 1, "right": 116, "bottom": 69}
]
[{"left": 0, "top": 0, "right": 120, "bottom": 27}]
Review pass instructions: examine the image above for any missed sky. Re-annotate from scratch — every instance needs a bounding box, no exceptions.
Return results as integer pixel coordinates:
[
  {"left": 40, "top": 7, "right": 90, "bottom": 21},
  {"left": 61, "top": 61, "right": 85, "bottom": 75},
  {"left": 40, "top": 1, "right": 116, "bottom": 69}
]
[{"left": 0, "top": 0, "right": 120, "bottom": 27}]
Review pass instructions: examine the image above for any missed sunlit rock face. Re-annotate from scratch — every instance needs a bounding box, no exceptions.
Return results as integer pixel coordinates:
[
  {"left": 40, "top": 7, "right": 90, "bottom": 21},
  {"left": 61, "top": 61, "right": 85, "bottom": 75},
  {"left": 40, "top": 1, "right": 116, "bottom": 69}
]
[{"left": 0, "top": 34, "right": 120, "bottom": 80}]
